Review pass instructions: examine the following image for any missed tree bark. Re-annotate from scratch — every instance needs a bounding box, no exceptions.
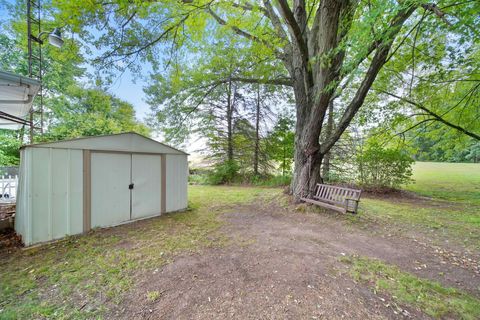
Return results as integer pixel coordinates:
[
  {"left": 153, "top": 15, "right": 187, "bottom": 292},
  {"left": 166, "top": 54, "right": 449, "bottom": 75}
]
[
  {"left": 288, "top": 2, "right": 416, "bottom": 201},
  {"left": 253, "top": 85, "right": 261, "bottom": 176},
  {"left": 226, "top": 78, "right": 234, "bottom": 162},
  {"left": 322, "top": 100, "right": 334, "bottom": 181},
  {"left": 203, "top": 1, "right": 417, "bottom": 199}
]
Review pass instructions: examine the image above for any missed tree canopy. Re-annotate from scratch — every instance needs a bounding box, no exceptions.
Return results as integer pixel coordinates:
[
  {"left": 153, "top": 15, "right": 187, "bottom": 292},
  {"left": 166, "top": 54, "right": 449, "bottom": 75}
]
[
  {"left": 50, "top": 0, "right": 479, "bottom": 197},
  {"left": 0, "top": 2, "right": 150, "bottom": 165}
]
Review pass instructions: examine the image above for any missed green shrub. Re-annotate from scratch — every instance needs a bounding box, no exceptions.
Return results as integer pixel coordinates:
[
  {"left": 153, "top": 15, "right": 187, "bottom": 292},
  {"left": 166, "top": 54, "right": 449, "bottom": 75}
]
[
  {"left": 206, "top": 160, "right": 239, "bottom": 185},
  {"left": 251, "top": 174, "right": 292, "bottom": 187},
  {"left": 356, "top": 141, "right": 414, "bottom": 189},
  {"left": 188, "top": 173, "right": 209, "bottom": 185}
]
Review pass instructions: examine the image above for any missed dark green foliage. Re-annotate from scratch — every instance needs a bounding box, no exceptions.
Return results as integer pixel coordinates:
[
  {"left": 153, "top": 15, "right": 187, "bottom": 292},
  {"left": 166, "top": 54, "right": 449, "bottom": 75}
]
[
  {"left": 42, "top": 87, "right": 150, "bottom": 142},
  {"left": 206, "top": 160, "right": 240, "bottom": 185},
  {"left": 265, "top": 113, "right": 295, "bottom": 177},
  {"left": 357, "top": 141, "right": 414, "bottom": 189},
  {"left": 409, "top": 124, "right": 480, "bottom": 163},
  {"left": 0, "top": 3, "right": 150, "bottom": 165},
  {"left": 466, "top": 143, "right": 480, "bottom": 163},
  {"left": 250, "top": 174, "right": 292, "bottom": 187},
  {"left": 0, "top": 130, "right": 22, "bottom": 166}
]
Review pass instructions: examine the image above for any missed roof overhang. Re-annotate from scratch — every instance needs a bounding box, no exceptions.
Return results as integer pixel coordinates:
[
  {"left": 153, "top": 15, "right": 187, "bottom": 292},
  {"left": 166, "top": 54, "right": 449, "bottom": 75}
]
[{"left": 0, "top": 70, "right": 40, "bottom": 130}]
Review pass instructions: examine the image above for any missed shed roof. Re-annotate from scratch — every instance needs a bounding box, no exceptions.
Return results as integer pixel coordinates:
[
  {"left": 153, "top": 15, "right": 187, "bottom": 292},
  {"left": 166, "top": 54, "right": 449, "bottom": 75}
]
[
  {"left": 0, "top": 70, "right": 41, "bottom": 130},
  {"left": 22, "top": 132, "right": 188, "bottom": 155}
]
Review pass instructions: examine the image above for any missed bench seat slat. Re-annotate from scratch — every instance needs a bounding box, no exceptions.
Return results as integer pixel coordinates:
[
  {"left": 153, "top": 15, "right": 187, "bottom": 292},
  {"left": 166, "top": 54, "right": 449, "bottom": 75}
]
[{"left": 301, "top": 197, "right": 346, "bottom": 213}]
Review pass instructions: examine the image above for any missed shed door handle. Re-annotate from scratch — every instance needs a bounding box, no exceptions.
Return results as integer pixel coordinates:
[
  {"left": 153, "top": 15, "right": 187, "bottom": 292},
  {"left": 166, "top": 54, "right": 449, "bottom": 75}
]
[{"left": 129, "top": 183, "right": 134, "bottom": 190}]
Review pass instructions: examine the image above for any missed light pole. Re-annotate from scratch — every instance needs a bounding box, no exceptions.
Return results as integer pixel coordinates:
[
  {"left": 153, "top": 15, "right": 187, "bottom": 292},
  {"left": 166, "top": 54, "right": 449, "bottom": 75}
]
[{"left": 27, "top": 0, "right": 64, "bottom": 143}]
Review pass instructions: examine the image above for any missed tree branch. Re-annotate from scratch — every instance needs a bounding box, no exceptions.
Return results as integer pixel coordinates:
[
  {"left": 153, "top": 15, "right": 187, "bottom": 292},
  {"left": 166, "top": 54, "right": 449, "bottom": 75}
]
[
  {"left": 262, "top": 0, "right": 289, "bottom": 44},
  {"left": 226, "top": 77, "right": 293, "bottom": 87},
  {"left": 321, "top": 4, "right": 418, "bottom": 154},
  {"left": 421, "top": 3, "right": 452, "bottom": 26},
  {"left": 231, "top": 2, "right": 268, "bottom": 15},
  {"left": 380, "top": 91, "right": 480, "bottom": 140},
  {"left": 207, "top": 6, "right": 282, "bottom": 57},
  {"left": 276, "top": 0, "right": 309, "bottom": 63}
]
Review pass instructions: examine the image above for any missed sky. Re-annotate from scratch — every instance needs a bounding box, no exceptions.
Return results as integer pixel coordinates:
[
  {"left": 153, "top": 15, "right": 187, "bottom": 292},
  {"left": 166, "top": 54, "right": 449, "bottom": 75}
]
[
  {"left": 0, "top": 0, "right": 286, "bottom": 157},
  {"left": 0, "top": 0, "right": 212, "bottom": 157},
  {"left": 103, "top": 69, "right": 151, "bottom": 121},
  {"left": 0, "top": 0, "right": 152, "bottom": 122}
]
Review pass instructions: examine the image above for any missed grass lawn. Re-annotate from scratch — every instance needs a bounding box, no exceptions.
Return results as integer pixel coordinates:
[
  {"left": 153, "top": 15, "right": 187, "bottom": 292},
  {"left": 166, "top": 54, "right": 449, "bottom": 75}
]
[
  {"left": 357, "top": 162, "right": 480, "bottom": 250},
  {"left": 406, "top": 162, "right": 480, "bottom": 205},
  {"left": 0, "top": 163, "right": 479, "bottom": 319},
  {"left": 337, "top": 162, "right": 480, "bottom": 319},
  {"left": 340, "top": 255, "right": 480, "bottom": 320},
  {"left": 0, "top": 186, "right": 277, "bottom": 319}
]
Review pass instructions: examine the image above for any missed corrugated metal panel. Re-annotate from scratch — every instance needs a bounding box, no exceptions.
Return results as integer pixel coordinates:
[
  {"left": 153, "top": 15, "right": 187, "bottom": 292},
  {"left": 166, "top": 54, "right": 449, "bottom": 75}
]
[
  {"left": 31, "top": 148, "right": 51, "bottom": 243},
  {"left": 24, "top": 133, "right": 186, "bottom": 155},
  {"left": 165, "top": 154, "right": 188, "bottom": 212},
  {"left": 15, "top": 147, "right": 83, "bottom": 246},
  {"left": 90, "top": 152, "right": 131, "bottom": 228},
  {"left": 69, "top": 151, "right": 84, "bottom": 235},
  {"left": 16, "top": 145, "right": 188, "bottom": 246},
  {"left": 14, "top": 149, "right": 27, "bottom": 241},
  {"left": 51, "top": 149, "right": 69, "bottom": 239},
  {"left": 132, "top": 154, "right": 162, "bottom": 219}
]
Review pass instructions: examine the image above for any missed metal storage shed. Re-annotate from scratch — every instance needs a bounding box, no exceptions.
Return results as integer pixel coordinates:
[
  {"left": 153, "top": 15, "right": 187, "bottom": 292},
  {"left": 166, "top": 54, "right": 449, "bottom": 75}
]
[{"left": 15, "top": 132, "right": 188, "bottom": 246}]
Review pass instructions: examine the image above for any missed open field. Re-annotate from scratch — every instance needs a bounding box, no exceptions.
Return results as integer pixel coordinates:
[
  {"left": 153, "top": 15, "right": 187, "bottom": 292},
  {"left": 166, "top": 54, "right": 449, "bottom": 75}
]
[
  {"left": 406, "top": 162, "right": 480, "bottom": 205},
  {"left": 1, "top": 162, "right": 479, "bottom": 319}
]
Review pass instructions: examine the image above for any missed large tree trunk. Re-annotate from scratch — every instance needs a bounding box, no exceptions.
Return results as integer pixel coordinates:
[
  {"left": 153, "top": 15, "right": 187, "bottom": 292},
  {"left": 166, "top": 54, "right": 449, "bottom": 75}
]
[
  {"left": 291, "top": 82, "right": 324, "bottom": 199},
  {"left": 204, "top": 0, "right": 417, "bottom": 200},
  {"left": 253, "top": 85, "right": 260, "bottom": 176},
  {"left": 289, "top": 0, "right": 344, "bottom": 199},
  {"left": 286, "top": 1, "right": 416, "bottom": 201},
  {"left": 322, "top": 101, "right": 334, "bottom": 181},
  {"left": 226, "top": 78, "right": 234, "bottom": 162}
]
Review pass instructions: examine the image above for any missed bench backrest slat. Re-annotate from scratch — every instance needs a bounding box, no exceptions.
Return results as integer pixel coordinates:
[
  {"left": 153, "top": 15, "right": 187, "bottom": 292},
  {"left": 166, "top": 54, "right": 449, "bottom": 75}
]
[
  {"left": 333, "top": 188, "right": 340, "bottom": 202},
  {"left": 325, "top": 187, "right": 333, "bottom": 200},
  {"left": 318, "top": 186, "right": 326, "bottom": 200},
  {"left": 314, "top": 184, "right": 361, "bottom": 204},
  {"left": 314, "top": 184, "right": 321, "bottom": 198},
  {"left": 347, "top": 189, "right": 353, "bottom": 199},
  {"left": 318, "top": 185, "right": 325, "bottom": 198}
]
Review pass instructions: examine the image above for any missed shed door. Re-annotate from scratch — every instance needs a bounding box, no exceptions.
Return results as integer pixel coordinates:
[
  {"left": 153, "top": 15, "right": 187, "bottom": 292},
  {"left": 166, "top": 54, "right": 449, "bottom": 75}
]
[
  {"left": 131, "top": 154, "right": 162, "bottom": 219},
  {"left": 91, "top": 152, "right": 131, "bottom": 228}
]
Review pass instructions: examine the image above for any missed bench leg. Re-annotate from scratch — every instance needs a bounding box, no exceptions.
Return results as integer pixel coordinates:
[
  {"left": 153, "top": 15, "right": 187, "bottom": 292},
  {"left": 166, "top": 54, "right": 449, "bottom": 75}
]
[
  {"left": 345, "top": 199, "right": 359, "bottom": 214},
  {"left": 352, "top": 200, "right": 359, "bottom": 214}
]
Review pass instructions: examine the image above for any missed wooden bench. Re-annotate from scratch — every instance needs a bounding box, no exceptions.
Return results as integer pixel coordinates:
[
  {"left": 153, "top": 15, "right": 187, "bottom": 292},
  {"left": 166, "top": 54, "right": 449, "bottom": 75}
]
[{"left": 301, "top": 184, "right": 362, "bottom": 214}]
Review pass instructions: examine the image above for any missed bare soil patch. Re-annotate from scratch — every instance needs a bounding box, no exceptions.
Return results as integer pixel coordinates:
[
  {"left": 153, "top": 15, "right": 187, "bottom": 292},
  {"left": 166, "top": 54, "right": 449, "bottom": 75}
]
[{"left": 108, "top": 198, "right": 479, "bottom": 319}]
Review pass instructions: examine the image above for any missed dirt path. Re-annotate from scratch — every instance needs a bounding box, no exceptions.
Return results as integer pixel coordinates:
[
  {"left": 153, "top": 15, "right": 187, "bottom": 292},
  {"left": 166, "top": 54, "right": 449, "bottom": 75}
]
[{"left": 109, "top": 200, "right": 479, "bottom": 319}]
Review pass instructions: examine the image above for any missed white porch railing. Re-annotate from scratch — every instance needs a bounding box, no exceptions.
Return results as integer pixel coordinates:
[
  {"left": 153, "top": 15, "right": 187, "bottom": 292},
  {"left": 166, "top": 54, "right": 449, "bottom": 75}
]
[{"left": 0, "top": 175, "right": 18, "bottom": 202}]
